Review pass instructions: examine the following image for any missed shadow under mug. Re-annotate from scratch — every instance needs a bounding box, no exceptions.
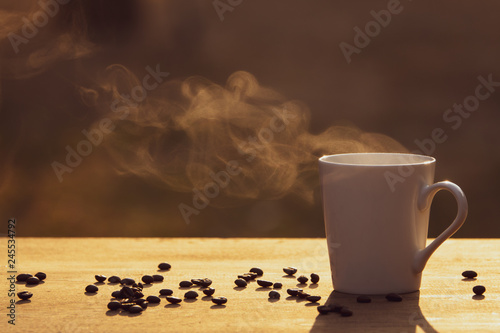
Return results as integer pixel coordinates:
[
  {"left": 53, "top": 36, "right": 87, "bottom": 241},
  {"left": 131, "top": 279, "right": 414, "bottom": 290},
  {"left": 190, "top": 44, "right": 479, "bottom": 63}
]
[{"left": 319, "top": 153, "right": 468, "bottom": 294}]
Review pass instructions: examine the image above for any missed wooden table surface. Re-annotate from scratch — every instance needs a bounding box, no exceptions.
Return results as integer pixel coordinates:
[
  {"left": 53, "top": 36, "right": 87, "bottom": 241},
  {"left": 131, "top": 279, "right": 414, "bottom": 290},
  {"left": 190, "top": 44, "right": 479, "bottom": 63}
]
[{"left": 2, "top": 238, "right": 499, "bottom": 332}]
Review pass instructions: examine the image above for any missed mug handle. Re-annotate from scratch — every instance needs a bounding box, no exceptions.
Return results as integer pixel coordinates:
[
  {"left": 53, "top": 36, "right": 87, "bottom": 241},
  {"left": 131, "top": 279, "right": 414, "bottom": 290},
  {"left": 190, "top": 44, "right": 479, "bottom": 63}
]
[{"left": 412, "top": 181, "right": 468, "bottom": 274}]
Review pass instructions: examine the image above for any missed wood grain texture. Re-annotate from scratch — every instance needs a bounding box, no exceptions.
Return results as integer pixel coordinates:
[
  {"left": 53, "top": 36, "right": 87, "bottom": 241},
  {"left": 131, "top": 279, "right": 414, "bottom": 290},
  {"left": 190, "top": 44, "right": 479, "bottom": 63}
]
[{"left": 1, "top": 238, "right": 499, "bottom": 332}]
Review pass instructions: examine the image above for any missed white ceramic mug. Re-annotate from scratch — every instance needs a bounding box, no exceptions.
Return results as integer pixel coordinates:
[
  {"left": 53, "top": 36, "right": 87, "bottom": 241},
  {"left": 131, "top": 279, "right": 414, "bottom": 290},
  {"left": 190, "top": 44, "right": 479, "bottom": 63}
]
[{"left": 319, "top": 153, "right": 468, "bottom": 294}]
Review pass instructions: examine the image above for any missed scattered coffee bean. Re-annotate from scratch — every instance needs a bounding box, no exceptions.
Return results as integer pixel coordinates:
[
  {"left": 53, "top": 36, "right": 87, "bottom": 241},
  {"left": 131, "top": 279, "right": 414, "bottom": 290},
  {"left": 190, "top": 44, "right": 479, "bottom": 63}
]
[
  {"left": 146, "top": 295, "right": 161, "bottom": 303},
  {"left": 199, "top": 278, "right": 213, "bottom": 287},
  {"left": 111, "top": 291, "right": 122, "bottom": 299},
  {"left": 166, "top": 296, "right": 182, "bottom": 304},
  {"left": 85, "top": 285, "right": 98, "bottom": 293},
  {"left": 141, "top": 275, "right": 154, "bottom": 284},
  {"left": 16, "top": 274, "right": 33, "bottom": 282},
  {"left": 135, "top": 298, "right": 146, "bottom": 304},
  {"left": 310, "top": 273, "right": 320, "bottom": 284},
  {"left": 286, "top": 288, "right": 303, "bottom": 297},
  {"left": 191, "top": 279, "right": 202, "bottom": 285},
  {"left": 357, "top": 295, "right": 371, "bottom": 303},
  {"left": 26, "top": 277, "right": 40, "bottom": 285},
  {"left": 386, "top": 293, "right": 403, "bottom": 302},
  {"left": 95, "top": 275, "right": 106, "bottom": 283},
  {"left": 238, "top": 274, "right": 253, "bottom": 281},
  {"left": 120, "top": 278, "right": 135, "bottom": 286},
  {"left": 137, "top": 283, "right": 144, "bottom": 289},
  {"left": 185, "top": 291, "right": 199, "bottom": 299},
  {"left": 35, "top": 272, "right": 47, "bottom": 281},
  {"left": 273, "top": 282, "right": 282, "bottom": 289},
  {"left": 247, "top": 272, "right": 258, "bottom": 279},
  {"left": 133, "top": 291, "right": 144, "bottom": 298},
  {"left": 235, "top": 278, "right": 248, "bottom": 287},
  {"left": 257, "top": 280, "right": 273, "bottom": 288},
  {"left": 306, "top": 295, "right": 321, "bottom": 303},
  {"left": 120, "top": 302, "right": 135, "bottom": 311},
  {"left": 160, "top": 289, "right": 173, "bottom": 296},
  {"left": 340, "top": 307, "right": 353, "bottom": 317},
  {"left": 139, "top": 301, "right": 149, "bottom": 309},
  {"left": 283, "top": 267, "right": 297, "bottom": 275},
  {"left": 203, "top": 288, "right": 215, "bottom": 296},
  {"left": 158, "top": 262, "right": 171, "bottom": 270},
  {"left": 212, "top": 297, "right": 227, "bottom": 305},
  {"left": 179, "top": 280, "right": 193, "bottom": 288},
  {"left": 462, "top": 270, "right": 478, "bottom": 279},
  {"left": 152, "top": 275, "right": 164, "bottom": 282},
  {"left": 17, "top": 291, "right": 33, "bottom": 300},
  {"left": 473, "top": 285, "right": 486, "bottom": 295},
  {"left": 330, "top": 303, "right": 343, "bottom": 313},
  {"left": 269, "top": 290, "right": 280, "bottom": 299},
  {"left": 297, "top": 275, "right": 308, "bottom": 284},
  {"left": 317, "top": 305, "right": 331, "bottom": 314},
  {"left": 108, "top": 276, "right": 121, "bottom": 283},
  {"left": 297, "top": 291, "right": 311, "bottom": 299},
  {"left": 107, "top": 301, "right": 121, "bottom": 310},
  {"left": 129, "top": 305, "right": 143, "bottom": 313},
  {"left": 250, "top": 267, "right": 264, "bottom": 276},
  {"left": 120, "top": 286, "right": 135, "bottom": 298}
]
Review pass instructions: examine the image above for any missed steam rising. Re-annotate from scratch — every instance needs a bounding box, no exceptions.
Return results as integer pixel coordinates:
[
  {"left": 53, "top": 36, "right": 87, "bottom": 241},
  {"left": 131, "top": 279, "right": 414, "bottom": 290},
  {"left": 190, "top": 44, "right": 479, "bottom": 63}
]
[{"left": 91, "top": 68, "right": 406, "bottom": 205}]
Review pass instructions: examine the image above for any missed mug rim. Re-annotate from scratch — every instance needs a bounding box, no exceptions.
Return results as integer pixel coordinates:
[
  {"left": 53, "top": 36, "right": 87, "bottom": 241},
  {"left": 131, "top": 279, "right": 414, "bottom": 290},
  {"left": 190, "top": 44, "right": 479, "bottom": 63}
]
[{"left": 319, "top": 153, "right": 435, "bottom": 166}]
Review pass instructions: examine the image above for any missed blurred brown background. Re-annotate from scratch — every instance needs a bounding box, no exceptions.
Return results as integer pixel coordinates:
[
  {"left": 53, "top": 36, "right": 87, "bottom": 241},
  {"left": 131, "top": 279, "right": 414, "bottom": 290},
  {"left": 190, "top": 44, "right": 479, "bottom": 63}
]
[{"left": 1, "top": 0, "right": 499, "bottom": 237}]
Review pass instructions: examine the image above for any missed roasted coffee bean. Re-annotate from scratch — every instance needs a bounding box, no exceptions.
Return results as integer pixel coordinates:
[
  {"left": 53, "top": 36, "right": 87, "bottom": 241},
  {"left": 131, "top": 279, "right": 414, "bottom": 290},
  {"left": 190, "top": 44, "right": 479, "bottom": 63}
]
[
  {"left": 306, "top": 295, "right": 321, "bottom": 303},
  {"left": 310, "top": 273, "right": 320, "bottom": 284},
  {"left": 135, "top": 298, "right": 146, "bottom": 304},
  {"left": 160, "top": 289, "right": 173, "bottom": 296},
  {"left": 330, "top": 303, "right": 343, "bottom": 313},
  {"left": 247, "top": 272, "right": 258, "bottom": 279},
  {"left": 129, "top": 305, "right": 143, "bottom": 313},
  {"left": 297, "top": 291, "right": 311, "bottom": 299},
  {"left": 473, "top": 285, "right": 486, "bottom": 295},
  {"left": 111, "top": 290, "right": 122, "bottom": 299},
  {"left": 158, "top": 262, "right": 171, "bottom": 270},
  {"left": 179, "top": 280, "right": 193, "bottom": 288},
  {"left": 121, "top": 302, "right": 135, "bottom": 311},
  {"left": 152, "top": 275, "right": 164, "bottom": 282},
  {"left": 26, "top": 277, "right": 40, "bottom": 285},
  {"left": 386, "top": 293, "right": 403, "bottom": 302},
  {"left": 137, "top": 283, "right": 144, "bottom": 289},
  {"left": 191, "top": 279, "right": 202, "bottom": 285},
  {"left": 94, "top": 275, "right": 106, "bottom": 283},
  {"left": 340, "top": 307, "right": 353, "bottom": 317},
  {"left": 286, "top": 288, "right": 303, "bottom": 297},
  {"left": 134, "top": 291, "right": 144, "bottom": 298},
  {"left": 141, "top": 275, "right": 154, "bottom": 284},
  {"left": 199, "top": 278, "right": 213, "bottom": 287},
  {"left": 139, "top": 301, "right": 149, "bottom": 309},
  {"left": 120, "top": 287, "right": 134, "bottom": 298},
  {"left": 107, "top": 301, "right": 121, "bottom": 311},
  {"left": 166, "top": 296, "right": 182, "bottom": 304},
  {"left": 17, "top": 291, "right": 33, "bottom": 300},
  {"left": 212, "top": 297, "right": 227, "bottom": 305},
  {"left": 283, "top": 267, "right": 297, "bottom": 275},
  {"left": 120, "top": 278, "right": 135, "bottom": 286},
  {"left": 269, "top": 290, "right": 280, "bottom": 299},
  {"left": 250, "top": 267, "right": 264, "bottom": 276},
  {"left": 357, "top": 295, "right": 371, "bottom": 303},
  {"left": 108, "top": 276, "right": 121, "bottom": 283},
  {"left": 16, "top": 274, "right": 33, "bottom": 282},
  {"left": 85, "top": 285, "right": 98, "bottom": 293},
  {"left": 462, "top": 270, "right": 478, "bottom": 279},
  {"left": 257, "top": 280, "right": 273, "bottom": 288},
  {"left": 297, "top": 275, "right": 308, "bottom": 284},
  {"left": 185, "top": 291, "right": 199, "bottom": 299},
  {"left": 203, "top": 288, "right": 215, "bottom": 296},
  {"left": 317, "top": 305, "right": 331, "bottom": 314},
  {"left": 235, "top": 278, "right": 247, "bottom": 287},
  {"left": 146, "top": 295, "right": 161, "bottom": 303},
  {"left": 273, "top": 282, "right": 282, "bottom": 289},
  {"left": 35, "top": 272, "right": 47, "bottom": 281},
  {"left": 238, "top": 274, "right": 253, "bottom": 282}
]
